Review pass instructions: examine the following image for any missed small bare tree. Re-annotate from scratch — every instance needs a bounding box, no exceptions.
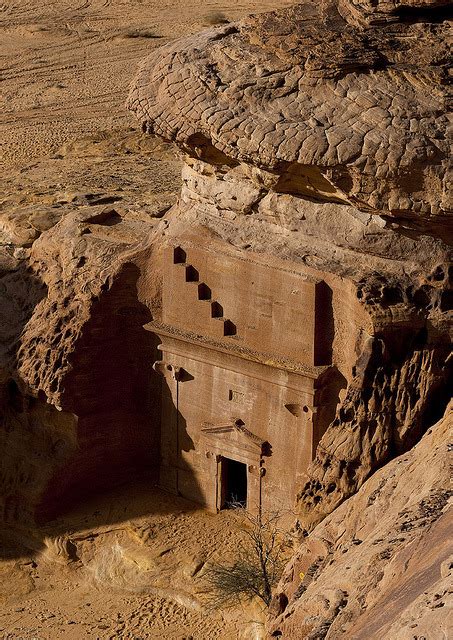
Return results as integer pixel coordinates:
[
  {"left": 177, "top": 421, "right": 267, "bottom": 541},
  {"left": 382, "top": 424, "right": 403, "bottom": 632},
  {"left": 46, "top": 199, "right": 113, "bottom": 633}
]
[{"left": 203, "top": 506, "right": 288, "bottom": 609}]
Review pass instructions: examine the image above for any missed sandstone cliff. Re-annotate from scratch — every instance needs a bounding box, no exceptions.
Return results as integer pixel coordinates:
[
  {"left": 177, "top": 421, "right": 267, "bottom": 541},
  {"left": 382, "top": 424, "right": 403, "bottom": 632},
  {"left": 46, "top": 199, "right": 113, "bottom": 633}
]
[
  {"left": 268, "top": 403, "right": 452, "bottom": 639},
  {"left": 0, "top": 133, "right": 180, "bottom": 524},
  {"left": 125, "top": 2, "right": 452, "bottom": 635},
  {"left": 1, "top": 0, "right": 451, "bottom": 637},
  {"left": 127, "top": 0, "right": 451, "bottom": 526}
]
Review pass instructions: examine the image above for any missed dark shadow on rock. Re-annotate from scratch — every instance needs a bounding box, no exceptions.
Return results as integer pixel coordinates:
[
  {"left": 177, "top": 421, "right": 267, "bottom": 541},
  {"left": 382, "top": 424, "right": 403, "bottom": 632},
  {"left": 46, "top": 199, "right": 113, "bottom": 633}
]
[
  {"left": 314, "top": 281, "right": 334, "bottom": 366},
  {"left": 157, "top": 360, "right": 201, "bottom": 503},
  {"left": 0, "top": 262, "right": 205, "bottom": 560},
  {"left": 314, "top": 366, "right": 347, "bottom": 449},
  {"left": 0, "top": 480, "right": 201, "bottom": 561},
  {"left": 0, "top": 257, "right": 47, "bottom": 373}
]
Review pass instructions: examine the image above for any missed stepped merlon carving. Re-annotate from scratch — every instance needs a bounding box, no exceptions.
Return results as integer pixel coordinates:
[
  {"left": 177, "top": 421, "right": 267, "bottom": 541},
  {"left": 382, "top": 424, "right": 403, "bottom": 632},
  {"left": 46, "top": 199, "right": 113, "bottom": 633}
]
[{"left": 147, "top": 233, "right": 359, "bottom": 514}]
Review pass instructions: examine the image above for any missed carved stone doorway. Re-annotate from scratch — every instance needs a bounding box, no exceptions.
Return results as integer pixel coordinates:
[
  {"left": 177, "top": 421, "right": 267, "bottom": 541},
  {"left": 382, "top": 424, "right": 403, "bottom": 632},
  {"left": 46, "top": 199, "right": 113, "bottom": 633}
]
[{"left": 220, "top": 457, "right": 247, "bottom": 509}]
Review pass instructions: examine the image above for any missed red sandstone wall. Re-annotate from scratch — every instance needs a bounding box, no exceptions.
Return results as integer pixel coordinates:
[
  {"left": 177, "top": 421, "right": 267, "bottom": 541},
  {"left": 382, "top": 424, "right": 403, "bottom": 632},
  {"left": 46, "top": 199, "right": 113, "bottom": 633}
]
[
  {"left": 163, "top": 244, "right": 320, "bottom": 365},
  {"left": 36, "top": 264, "right": 162, "bottom": 520},
  {"left": 162, "top": 239, "right": 372, "bottom": 380},
  {"left": 157, "top": 336, "right": 317, "bottom": 514},
  {"left": 153, "top": 236, "right": 373, "bottom": 514}
]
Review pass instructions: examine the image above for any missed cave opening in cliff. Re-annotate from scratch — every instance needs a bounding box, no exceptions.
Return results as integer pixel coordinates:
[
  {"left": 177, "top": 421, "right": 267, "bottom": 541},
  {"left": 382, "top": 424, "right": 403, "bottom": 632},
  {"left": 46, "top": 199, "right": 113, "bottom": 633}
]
[{"left": 220, "top": 457, "right": 247, "bottom": 509}]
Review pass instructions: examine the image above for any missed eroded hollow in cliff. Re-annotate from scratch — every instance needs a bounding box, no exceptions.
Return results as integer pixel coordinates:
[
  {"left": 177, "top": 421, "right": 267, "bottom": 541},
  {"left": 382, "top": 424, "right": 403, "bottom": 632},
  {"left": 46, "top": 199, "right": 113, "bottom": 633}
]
[
  {"left": 5, "top": 207, "right": 450, "bottom": 538},
  {"left": 33, "top": 263, "right": 163, "bottom": 523},
  {"left": 8, "top": 226, "right": 386, "bottom": 528}
]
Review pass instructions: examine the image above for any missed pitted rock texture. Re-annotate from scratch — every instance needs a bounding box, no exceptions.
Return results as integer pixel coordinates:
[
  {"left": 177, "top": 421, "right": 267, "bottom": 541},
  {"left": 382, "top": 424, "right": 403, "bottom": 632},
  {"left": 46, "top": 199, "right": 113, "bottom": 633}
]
[
  {"left": 0, "top": 129, "right": 182, "bottom": 524},
  {"left": 128, "top": 0, "right": 452, "bottom": 530},
  {"left": 298, "top": 325, "right": 452, "bottom": 527},
  {"left": 127, "top": 0, "right": 452, "bottom": 231},
  {"left": 0, "top": 205, "right": 165, "bottom": 523},
  {"left": 179, "top": 157, "right": 452, "bottom": 293},
  {"left": 171, "top": 154, "right": 452, "bottom": 526},
  {"left": 338, "top": 0, "right": 452, "bottom": 26},
  {"left": 0, "top": 11, "right": 451, "bottom": 640}
]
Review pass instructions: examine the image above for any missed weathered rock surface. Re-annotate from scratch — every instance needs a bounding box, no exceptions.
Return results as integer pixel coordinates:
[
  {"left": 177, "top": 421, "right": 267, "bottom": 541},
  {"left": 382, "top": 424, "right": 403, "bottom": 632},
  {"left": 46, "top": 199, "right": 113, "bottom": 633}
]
[
  {"left": 128, "top": 0, "right": 452, "bottom": 237},
  {"left": 0, "top": 0, "right": 452, "bottom": 636},
  {"left": 125, "top": 3, "right": 453, "bottom": 635},
  {"left": 0, "top": 131, "right": 181, "bottom": 524},
  {"left": 128, "top": 0, "right": 452, "bottom": 527},
  {"left": 267, "top": 403, "right": 453, "bottom": 639},
  {"left": 338, "top": 0, "right": 452, "bottom": 26},
  {"left": 1, "top": 220, "right": 164, "bottom": 523}
]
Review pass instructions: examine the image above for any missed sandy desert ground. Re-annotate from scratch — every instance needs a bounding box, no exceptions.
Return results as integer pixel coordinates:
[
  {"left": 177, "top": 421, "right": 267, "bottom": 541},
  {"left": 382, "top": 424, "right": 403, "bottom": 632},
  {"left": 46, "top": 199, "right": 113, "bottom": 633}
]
[
  {"left": 1, "top": 0, "right": 293, "bottom": 166},
  {"left": 0, "top": 482, "right": 284, "bottom": 639},
  {"left": 0, "top": 1, "right": 295, "bottom": 638}
]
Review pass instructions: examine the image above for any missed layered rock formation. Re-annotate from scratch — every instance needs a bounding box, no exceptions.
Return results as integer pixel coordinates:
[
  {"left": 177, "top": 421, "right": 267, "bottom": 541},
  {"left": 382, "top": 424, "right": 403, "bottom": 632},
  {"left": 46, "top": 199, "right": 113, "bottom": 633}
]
[
  {"left": 128, "top": 0, "right": 451, "bottom": 235},
  {"left": 268, "top": 403, "right": 452, "bottom": 638},
  {"left": 127, "top": 0, "right": 451, "bottom": 525},
  {"left": 125, "top": 2, "right": 452, "bottom": 633},
  {"left": 0, "top": 131, "right": 182, "bottom": 526},
  {"left": 1, "top": 209, "right": 159, "bottom": 522},
  {"left": 1, "top": 0, "right": 451, "bottom": 635}
]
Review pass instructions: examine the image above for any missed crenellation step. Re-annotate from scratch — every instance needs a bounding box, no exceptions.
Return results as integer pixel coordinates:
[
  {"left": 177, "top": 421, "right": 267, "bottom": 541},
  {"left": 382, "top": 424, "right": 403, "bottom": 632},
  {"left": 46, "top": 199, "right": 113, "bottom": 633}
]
[
  {"left": 185, "top": 265, "right": 199, "bottom": 282},
  {"left": 198, "top": 283, "right": 212, "bottom": 300},
  {"left": 211, "top": 317, "right": 238, "bottom": 338},
  {"left": 211, "top": 317, "right": 227, "bottom": 339},
  {"left": 169, "top": 247, "right": 239, "bottom": 338},
  {"left": 173, "top": 246, "right": 187, "bottom": 264},
  {"left": 211, "top": 301, "right": 223, "bottom": 318},
  {"left": 223, "top": 319, "right": 237, "bottom": 337}
]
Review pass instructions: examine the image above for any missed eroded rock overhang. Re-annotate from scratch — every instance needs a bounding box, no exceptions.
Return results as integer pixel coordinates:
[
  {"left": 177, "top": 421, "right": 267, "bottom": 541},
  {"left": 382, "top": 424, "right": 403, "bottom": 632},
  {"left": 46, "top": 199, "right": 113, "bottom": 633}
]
[
  {"left": 127, "top": 0, "right": 452, "bottom": 235},
  {"left": 127, "top": 0, "right": 452, "bottom": 526}
]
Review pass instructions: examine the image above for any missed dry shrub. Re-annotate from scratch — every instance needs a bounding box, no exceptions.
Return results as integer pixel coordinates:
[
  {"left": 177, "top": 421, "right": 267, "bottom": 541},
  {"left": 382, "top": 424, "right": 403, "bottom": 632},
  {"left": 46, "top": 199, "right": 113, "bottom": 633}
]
[
  {"left": 115, "top": 28, "right": 161, "bottom": 40},
  {"left": 203, "top": 507, "right": 288, "bottom": 609},
  {"left": 204, "top": 11, "right": 229, "bottom": 26}
]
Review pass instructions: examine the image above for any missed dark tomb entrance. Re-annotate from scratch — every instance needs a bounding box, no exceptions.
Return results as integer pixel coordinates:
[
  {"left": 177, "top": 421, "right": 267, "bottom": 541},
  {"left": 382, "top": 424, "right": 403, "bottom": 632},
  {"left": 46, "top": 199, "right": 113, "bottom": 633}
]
[{"left": 221, "top": 457, "right": 247, "bottom": 508}]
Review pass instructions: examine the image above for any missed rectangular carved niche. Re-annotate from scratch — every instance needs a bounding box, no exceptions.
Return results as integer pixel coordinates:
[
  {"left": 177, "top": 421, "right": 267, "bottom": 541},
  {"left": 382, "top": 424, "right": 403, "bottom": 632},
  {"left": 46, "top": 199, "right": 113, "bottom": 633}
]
[{"left": 229, "top": 389, "right": 244, "bottom": 402}]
